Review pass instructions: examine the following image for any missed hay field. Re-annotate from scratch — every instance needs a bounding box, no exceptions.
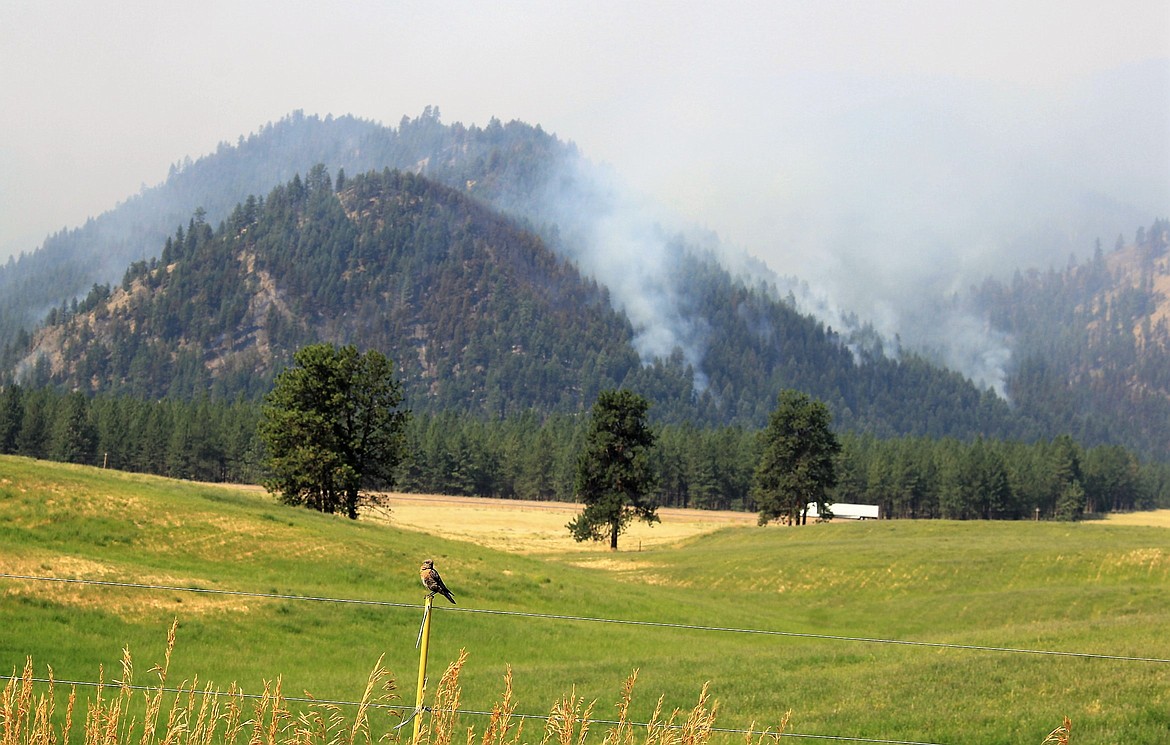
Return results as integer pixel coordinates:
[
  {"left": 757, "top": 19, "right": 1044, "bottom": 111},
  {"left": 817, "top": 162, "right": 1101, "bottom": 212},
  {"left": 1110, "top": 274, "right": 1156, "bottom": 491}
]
[
  {"left": 1101, "top": 508, "right": 1170, "bottom": 527},
  {"left": 362, "top": 495, "right": 1170, "bottom": 553},
  {"left": 371, "top": 493, "right": 759, "bottom": 553}
]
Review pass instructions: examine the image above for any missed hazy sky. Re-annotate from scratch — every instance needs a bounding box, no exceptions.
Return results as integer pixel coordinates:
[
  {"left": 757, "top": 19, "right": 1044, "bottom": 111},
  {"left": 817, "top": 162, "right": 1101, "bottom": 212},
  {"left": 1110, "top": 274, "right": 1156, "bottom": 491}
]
[{"left": 3, "top": 1, "right": 1168, "bottom": 314}]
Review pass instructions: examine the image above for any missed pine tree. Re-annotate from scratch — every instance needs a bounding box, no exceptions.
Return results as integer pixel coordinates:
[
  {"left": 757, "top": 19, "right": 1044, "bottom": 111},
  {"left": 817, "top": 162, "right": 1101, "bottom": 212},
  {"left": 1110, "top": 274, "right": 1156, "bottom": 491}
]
[
  {"left": 259, "top": 343, "right": 410, "bottom": 519},
  {"left": 753, "top": 389, "right": 841, "bottom": 525},
  {"left": 0, "top": 384, "right": 24, "bottom": 454},
  {"left": 1049, "top": 435, "right": 1086, "bottom": 521},
  {"left": 51, "top": 392, "right": 96, "bottom": 465},
  {"left": 568, "top": 389, "right": 659, "bottom": 550}
]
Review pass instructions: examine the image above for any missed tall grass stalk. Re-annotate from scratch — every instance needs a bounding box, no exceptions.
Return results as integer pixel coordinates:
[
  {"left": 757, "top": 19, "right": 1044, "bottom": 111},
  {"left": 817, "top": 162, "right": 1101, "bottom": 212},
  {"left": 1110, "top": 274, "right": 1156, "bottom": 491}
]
[
  {"left": 739, "top": 711, "right": 789, "bottom": 745},
  {"left": 538, "top": 688, "right": 593, "bottom": 745},
  {"left": 425, "top": 650, "right": 468, "bottom": 745},
  {"left": 476, "top": 666, "right": 520, "bottom": 745},
  {"left": 2, "top": 656, "right": 73, "bottom": 745},
  {"left": 1042, "top": 717, "right": 1072, "bottom": 745},
  {"left": 2, "top": 623, "right": 399, "bottom": 745},
  {"left": 599, "top": 671, "right": 636, "bottom": 745},
  {"left": 3, "top": 630, "right": 1072, "bottom": 745}
]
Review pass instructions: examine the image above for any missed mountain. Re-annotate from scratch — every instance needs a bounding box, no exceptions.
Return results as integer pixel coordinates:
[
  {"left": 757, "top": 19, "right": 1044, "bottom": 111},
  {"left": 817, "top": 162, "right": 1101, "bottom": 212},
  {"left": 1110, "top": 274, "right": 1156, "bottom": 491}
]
[
  {"left": 8, "top": 166, "right": 1024, "bottom": 438},
  {"left": 4, "top": 109, "right": 1167, "bottom": 456},
  {"left": 0, "top": 108, "right": 569, "bottom": 355},
  {"left": 971, "top": 220, "right": 1170, "bottom": 458}
]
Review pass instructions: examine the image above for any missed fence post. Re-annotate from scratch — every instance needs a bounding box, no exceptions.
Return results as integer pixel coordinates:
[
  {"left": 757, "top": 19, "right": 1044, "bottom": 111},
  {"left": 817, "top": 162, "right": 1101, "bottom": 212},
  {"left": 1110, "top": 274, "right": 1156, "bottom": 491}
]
[{"left": 412, "top": 594, "right": 435, "bottom": 745}]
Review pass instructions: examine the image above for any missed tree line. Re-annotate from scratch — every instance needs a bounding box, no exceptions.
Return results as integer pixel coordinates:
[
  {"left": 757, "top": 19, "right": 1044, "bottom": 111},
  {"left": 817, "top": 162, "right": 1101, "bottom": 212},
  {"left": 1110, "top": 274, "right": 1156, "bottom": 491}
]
[
  {"left": 3, "top": 380, "right": 1167, "bottom": 520},
  {"left": 0, "top": 385, "right": 261, "bottom": 483}
]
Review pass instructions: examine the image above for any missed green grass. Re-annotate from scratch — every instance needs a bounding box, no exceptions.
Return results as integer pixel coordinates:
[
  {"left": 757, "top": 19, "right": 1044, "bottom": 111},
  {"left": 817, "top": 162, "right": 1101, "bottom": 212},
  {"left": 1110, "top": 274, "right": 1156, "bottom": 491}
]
[{"left": 2, "top": 454, "right": 1169, "bottom": 744}]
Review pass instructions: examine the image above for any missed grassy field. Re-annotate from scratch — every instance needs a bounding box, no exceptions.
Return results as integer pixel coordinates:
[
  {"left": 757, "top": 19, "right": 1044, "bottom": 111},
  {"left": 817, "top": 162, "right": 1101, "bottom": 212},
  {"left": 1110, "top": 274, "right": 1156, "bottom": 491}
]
[{"left": 1, "top": 454, "right": 1168, "bottom": 744}]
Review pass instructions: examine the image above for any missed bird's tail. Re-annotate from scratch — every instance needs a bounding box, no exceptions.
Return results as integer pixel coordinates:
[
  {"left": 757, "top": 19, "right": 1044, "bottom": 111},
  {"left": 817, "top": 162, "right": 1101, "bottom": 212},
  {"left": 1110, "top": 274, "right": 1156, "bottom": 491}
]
[{"left": 443, "top": 590, "right": 456, "bottom": 604}]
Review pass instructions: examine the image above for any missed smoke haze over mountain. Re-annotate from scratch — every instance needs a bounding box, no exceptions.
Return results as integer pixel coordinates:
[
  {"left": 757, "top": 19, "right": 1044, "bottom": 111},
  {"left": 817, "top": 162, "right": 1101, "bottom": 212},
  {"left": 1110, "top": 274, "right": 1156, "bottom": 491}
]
[{"left": 2, "top": 2, "right": 1167, "bottom": 391}]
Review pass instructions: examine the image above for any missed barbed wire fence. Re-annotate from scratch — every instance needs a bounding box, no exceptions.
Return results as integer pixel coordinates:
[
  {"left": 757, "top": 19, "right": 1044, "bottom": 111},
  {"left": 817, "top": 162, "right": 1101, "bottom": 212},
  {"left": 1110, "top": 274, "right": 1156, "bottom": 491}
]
[{"left": 4, "top": 573, "right": 1166, "bottom": 664}]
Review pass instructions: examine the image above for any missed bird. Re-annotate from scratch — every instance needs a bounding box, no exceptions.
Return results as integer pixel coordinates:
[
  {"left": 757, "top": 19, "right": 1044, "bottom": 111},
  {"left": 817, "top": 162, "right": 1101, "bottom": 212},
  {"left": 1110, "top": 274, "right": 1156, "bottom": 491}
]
[{"left": 420, "top": 559, "right": 456, "bottom": 604}]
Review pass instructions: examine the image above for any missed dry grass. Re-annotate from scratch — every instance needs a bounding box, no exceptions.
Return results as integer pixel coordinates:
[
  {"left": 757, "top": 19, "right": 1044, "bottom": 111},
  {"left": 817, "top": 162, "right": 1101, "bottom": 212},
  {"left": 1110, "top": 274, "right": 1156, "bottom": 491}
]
[
  {"left": 415, "top": 654, "right": 741, "bottom": 745},
  {"left": 2, "top": 627, "right": 1077, "bottom": 745},
  {"left": 1099, "top": 509, "right": 1170, "bottom": 528},
  {"left": 0, "top": 555, "right": 254, "bottom": 619},
  {"left": 1, "top": 622, "right": 400, "bottom": 745},
  {"left": 1041, "top": 717, "right": 1072, "bottom": 745},
  {"left": 367, "top": 494, "right": 757, "bottom": 555}
]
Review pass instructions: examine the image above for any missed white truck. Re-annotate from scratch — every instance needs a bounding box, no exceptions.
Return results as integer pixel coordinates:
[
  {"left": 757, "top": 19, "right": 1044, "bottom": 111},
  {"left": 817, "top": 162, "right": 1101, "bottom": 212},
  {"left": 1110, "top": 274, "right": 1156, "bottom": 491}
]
[{"left": 807, "top": 502, "right": 881, "bottom": 520}]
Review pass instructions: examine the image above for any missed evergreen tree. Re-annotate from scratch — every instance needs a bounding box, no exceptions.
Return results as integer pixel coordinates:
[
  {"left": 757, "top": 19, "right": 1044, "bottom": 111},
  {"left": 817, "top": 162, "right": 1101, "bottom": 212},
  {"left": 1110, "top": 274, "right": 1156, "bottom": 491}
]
[
  {"left": 568, "top": 389, "right": 659, "bottom": 550},
  {"left": 51, "top": 392, "right": 96, "bottom": 465},
  {"left": 515, "top": 425, "right": 559, "bottom": 500},
  {"left": 0, "top": 384, "right": 23, "bottom": 454},
  {"left": 1050, "top": 435, "right": 1086, "bottom": 521},
  {"left": 1083, "top": 444, "right": 1141, "bottom": 513},
  {"left": 17, "top": 389, "right": 52, "bottom": 459},
  {"left": 1055, "top": 480, "right": 1087, "bottom": 522},
  {"left": 259, "top": 343, "right": 410, "bottom": 518},
  {"left": 753, "top": 389, "right": 841, "bottom": 525}
]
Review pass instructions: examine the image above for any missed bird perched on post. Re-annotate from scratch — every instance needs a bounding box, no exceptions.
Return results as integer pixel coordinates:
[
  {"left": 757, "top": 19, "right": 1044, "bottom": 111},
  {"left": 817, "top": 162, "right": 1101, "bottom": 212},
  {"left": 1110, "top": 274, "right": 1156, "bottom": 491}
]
[{"left": 420, "top": 559, "right": 456, "bottom": 604}]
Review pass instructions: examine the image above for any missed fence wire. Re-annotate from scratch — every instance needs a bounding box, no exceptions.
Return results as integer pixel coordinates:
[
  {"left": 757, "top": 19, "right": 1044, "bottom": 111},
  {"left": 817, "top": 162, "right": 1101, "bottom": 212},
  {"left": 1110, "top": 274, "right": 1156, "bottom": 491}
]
[
  {"left": 2, "top": 572, "right": 1167, "bottom": 664},
  {"left": 4, "top": 570, "right": 1163, "bottom": 745}
]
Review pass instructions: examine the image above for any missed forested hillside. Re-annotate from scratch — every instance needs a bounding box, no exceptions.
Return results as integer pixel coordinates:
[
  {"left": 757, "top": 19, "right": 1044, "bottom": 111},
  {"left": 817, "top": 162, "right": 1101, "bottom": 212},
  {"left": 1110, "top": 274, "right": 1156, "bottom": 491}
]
[
  {"left": 14, "top": 168, "right": 635, "bottom": 411},
  {"left": 0, "top": 109, "right": 568, "bottom": 354},
  {"left": 974, "top": 219, "right": 1170, "bottom": 458},
  {"left": 3, "top": 108, "right": 1167, "bottom": 458},
  {"left": 8, "top": 167, "right": 1024, "bottom": 437}
]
